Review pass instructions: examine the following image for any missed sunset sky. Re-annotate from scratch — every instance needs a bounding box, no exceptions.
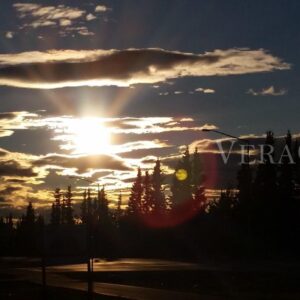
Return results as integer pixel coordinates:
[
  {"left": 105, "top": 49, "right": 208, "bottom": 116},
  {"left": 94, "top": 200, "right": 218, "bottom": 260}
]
[{"left": 0, "top": 0, "right": 299, "bottom": 214}]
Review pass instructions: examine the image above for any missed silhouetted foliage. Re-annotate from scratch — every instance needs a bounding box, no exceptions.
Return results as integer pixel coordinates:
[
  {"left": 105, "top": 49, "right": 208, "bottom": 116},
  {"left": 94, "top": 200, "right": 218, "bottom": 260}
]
[{"left": 2, "top": 131, "right": 300, "bottom": 260}]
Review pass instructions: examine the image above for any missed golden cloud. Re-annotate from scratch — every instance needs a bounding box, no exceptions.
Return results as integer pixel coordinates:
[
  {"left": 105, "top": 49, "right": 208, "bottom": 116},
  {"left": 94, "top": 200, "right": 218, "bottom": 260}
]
[{"left": 0, "top": 48, "right": 290, "bottom": 89}]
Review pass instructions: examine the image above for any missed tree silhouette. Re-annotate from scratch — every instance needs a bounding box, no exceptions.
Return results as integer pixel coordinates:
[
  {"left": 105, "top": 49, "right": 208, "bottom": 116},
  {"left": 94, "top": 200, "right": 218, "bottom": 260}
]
[
  {"left": 152, "top": 159, "right": 166, "bottom": 214},
  {"left": 81, "top": 189, "right": 87, "bottom": 224},
  {"left": 117, "top": 193, "right": 122, "bottom": 217},
  {"left": 25, "top": 202, "right": 35, "bottom": 226},
  {"left": 51, "top": 188, "right": 62, "bottom": 225},
  {"left": 278, "top": 131, "right": 294, "bottom": 201},
  {"left": 65, "top": 185, "right": 74, "bottom": 225},
  {"left": 171, "top": 147, "right": 193, "bottom": 207},
  {"left": 127, "top": 167, "right": 143, "bottom": 215},
  {"left": 97, "top": 186, "right": 109, "bottom": 222}
]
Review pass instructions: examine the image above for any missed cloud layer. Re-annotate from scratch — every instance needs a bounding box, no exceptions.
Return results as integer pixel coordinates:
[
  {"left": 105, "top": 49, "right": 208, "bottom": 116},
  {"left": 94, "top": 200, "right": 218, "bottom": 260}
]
[
  {"left": 247, "top": 85, "right": 287, "bottom": 96},
  {"left": 10, "top": 3, "right": 111, "bottom": 38},
  {"left": 0, "top": 48, "right": 290, "bottom": 89}
]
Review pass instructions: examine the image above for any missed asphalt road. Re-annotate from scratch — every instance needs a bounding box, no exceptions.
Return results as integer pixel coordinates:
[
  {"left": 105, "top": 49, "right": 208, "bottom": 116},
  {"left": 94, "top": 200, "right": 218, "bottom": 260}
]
[
  {"left": 4, "top": 258, "right": 300, "bottom": 300},
  {"left": 13, "top": 260, "right": 209, "bottom": 300}
]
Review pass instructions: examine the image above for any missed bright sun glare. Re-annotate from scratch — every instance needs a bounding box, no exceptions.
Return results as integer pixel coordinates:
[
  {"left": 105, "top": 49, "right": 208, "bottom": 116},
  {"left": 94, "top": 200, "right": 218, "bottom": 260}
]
[{"left": 71, "top": 118, "right": 111, "bottom": 154}]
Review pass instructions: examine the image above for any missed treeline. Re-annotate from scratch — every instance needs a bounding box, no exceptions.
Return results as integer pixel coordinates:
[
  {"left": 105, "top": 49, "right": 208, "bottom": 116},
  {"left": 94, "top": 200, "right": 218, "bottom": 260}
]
[
  {"left": 0, "top": 203, "right": 44, "bottom": 256},
  {"left": 1, "top": 131, "right": 300, "bottom": 259}
]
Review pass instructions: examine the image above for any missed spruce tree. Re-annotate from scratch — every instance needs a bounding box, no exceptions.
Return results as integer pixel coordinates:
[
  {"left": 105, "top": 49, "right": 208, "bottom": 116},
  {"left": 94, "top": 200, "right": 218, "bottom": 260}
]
[
  {"left": 253, "top": 131, "right": 278, "bottom": 240},
  {"left": 278, "top": 131, "right": 294, "bottom": 201},
  {"left": 81, "top": 190, "right": 87, "bottom": 224},
  {"left": 192, "top": 148, "right": 207, "bottom": 210},
  {"left": 142, "top": 171, "right": 153, "bottom": 214},
  {"left": 51, "top": 188, "right": 61, "bottom": 225},
  {"left": 254, "top": 131, "right": 277, "bottom": 198},
  {"left": 25, "top": 202, "right": 35, "bottom": 226},
  {"left": 152, "top": 159, "right": 166, "bottom": 214},
  {"left": 61, "top": 194, "right": 67, "bottom": 224},
  {"left": 97, "top": 187, "right": 109, "bottom": 221},
  {"left": 171, "top": 147, "right": 193, "bottom": 207},
  {"left": 127, "top": 167, "right": 143, "bottom": 215},
  {"left": 117, "top": 192, "right": 122, "bottom": 217},
  {"left": 65, "top": 185, "right": 74, "bottom": 225},
  {"left": 86, "top": 189, "right": 92, "bottom": 224},
  {"left": 192, "top": 148, "right": 202, "bottom": 188}
]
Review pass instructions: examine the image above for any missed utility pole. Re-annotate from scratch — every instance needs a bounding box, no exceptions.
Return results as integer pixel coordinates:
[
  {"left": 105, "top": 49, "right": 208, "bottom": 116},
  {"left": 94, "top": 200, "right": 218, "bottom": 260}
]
[
  {"left": 41, "top": 217, "right": 47, "bottom": 299},
  {"left": 68, "top": 176, "right": 95, "bottom": 299}
]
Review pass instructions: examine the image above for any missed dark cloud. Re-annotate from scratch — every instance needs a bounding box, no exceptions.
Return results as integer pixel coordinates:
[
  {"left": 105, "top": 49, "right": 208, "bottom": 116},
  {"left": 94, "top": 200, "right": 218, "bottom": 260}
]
[
  {"left": 4, "top": 178, "right": 27, "bottom": 183},
  {"left": 0, "top": 149, "right": 8, "bottom": 157},
  {"left": 34, "top": 153, "right": 132, "bottom": 173},
  {"left": 0, "top": 160, "right": 37, "bottom": 177},
  {"left": 0, "top": 186, "right": 22, "bottom": 195},
  {"left": 0, "top": 112, "right": 18, "bottom": 120},
  {"left": 0, "top": 48, "right": 290, "bottom": 89}
]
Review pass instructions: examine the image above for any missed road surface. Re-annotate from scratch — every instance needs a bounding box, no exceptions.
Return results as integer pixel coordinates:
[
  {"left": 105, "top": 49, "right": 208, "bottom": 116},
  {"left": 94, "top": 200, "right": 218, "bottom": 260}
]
[{"left": 12, "top": 260, "right": 213, "bottom": 300}]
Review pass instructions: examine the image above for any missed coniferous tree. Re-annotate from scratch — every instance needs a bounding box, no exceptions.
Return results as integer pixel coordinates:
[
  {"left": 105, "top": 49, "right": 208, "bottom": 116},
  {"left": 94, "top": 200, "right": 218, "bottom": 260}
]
[
  {"left": 294, "top": 139, "right": 300, "bottom": 184},
  {"left": 117, "top": 193, "right": 122, "bottom": 216},
  {"left": 51, "top": 188, "right": 61, "bottom": 225},
  {"left": 253, "top": 131, "right": 278, "bottom": 243},
  {"left": 0, "top": 216, "right": 4, "bottom": 229},
  {"left": 193, "top": 185, "right": 207, "bottom": 212},
  {"left": 81, "top": 189, "right": 87, "bottom": 224},
  {"left": 97, "top": 186, "right": 109, "bottom": 222},
  {"left": 192, "top": 148, "right": 202, "bottom": 189},
  {"left": 127, "top": 167, "right": 143, "bottom": 215},
  {"left": 211, "top": 189, "right": 235, "bottom": 216},
  {"left": 25, "top": 202, "right": 35, "bottom": 226},
  {"left": 236, "top": 161, "right": 253, "bottom": 231},
  {"left": 7, "top": 213, "right": 13, "bottom": 230},
  {"left": 152, "top": 159, "right": 166, "bottom": 214},
  {"left": 61, "top": 194, "right": 67, "bottom": 224},
  {"left": 87, "top": 188, "right": 92, "bottom": 222},
  {"left": 65, "top": 185, "right": 74, "bottom": 225},
  {"left": 278, "top": 131, "right": 294, "bottom": 201},
  {"left": 254, "top": 131, "right": 278, "bottom": 199},
  {"left": 191, "top": 148, "right": 207, "bottom": 211},
  {"left": 171, "top": 147, "right": 193, "bottom": 207},
  {"left": 142, "top": 170, "right": 153, "bottom": 214}
]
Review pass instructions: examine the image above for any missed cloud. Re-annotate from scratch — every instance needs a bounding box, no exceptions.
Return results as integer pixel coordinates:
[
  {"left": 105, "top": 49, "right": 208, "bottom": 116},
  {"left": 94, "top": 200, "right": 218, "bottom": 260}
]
[
  {"left": 0, "top": 185, "right": 23, "bottom": 204},
  {"left": 0, "top": 160, "right": 37, "bottom": 177},
  {"left": 0, "top": 48, "right": 290, "bottom": 89},
  {"left": 0, "top": 186, "right": 22, "bottom": 195},
  {"left": 86, "top": 13, "right": 96, "bottom": 21},
  {"left": 5, "top": 32, "right": 14, "bottom": 39},
  {"left": 195, "top": 87, "right": 215, "bottom": 94},
  {"left": 12, "top": 3, "right": 110, "bottom": 37},
  {"left": 0, "top": 111, "right": 39, "bottom": 138},
  {"left": 247, "top": 85, "right": 287, "bottom": 96},
  {"left": 0, "top": 112, "right": 21, "bottom": 120},
  {"left": 0, "top": 148, "right": 9, "bottom": 157},
  {"left": 59, "top": 19, "right": 72, "bottom": 27},
  {"left": 14, "top": 3, "right": 85, "bottom": 27},
  {"left": 95, "top": 5, "right": 109, "bottom": 12},
  {"left": 76, "top": 27, "right": 95, "bottom": 36},
  {"left": 33, "top": 153, "right": 132, "bottom": 173}
]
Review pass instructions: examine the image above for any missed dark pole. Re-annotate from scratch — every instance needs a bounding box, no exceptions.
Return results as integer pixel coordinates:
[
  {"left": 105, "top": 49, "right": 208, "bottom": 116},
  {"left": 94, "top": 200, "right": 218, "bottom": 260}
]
[
  {"left": 87, "top": 190, "right": 93, "bottom": 300},
  {"left": 41, "top": 218, "right": 47, "bottom": 299},
  {"left": 68, "top": 176, "right": 94, "bottom": 299}
]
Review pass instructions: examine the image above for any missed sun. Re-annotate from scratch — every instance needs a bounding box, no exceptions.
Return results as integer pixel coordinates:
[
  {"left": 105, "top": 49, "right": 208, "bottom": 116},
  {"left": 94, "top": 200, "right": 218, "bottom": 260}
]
[{"left": 71, "top": 118, "right": 111, "bottom": 154}]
